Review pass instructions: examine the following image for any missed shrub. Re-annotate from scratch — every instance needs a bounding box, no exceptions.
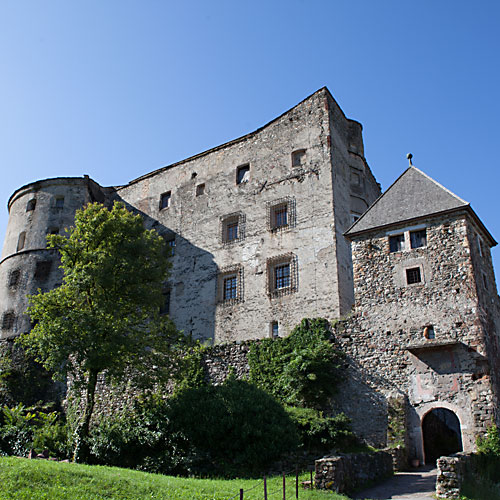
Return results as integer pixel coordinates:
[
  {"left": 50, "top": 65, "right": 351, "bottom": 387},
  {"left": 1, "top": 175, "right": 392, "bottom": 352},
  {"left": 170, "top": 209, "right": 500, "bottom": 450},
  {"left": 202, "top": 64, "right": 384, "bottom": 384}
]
[
  {"left": 285, "top": 406, "right": 357, "bottom": 453},
  {"left": 167, "top": 378, "right": 299, "bottom": 477},
  {"left": 248, "top": 318, "right": 344, "bottom": 408},
  {"left": 474, "top": 425, "right": 500, "bottom": 483}
]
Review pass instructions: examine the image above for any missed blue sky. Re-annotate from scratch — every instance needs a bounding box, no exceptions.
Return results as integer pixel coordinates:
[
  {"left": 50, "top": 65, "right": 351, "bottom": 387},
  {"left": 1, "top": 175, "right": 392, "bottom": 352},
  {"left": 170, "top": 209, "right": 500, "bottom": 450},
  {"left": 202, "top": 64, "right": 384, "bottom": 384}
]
[{"left": 1, "top": 1, "right": 500, "bottom": 276}]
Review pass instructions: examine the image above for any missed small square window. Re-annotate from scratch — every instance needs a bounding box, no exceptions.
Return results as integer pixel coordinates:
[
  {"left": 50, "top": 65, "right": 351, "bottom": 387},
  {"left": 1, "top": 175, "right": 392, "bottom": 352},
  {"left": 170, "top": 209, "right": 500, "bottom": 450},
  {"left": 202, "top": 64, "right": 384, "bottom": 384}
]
[
  {"left": 267, "top": 254, "right": 297, "bottom": 297},
  {"left": 55, "top": 197, "right": 64, "bottom": 209},
  {"left": 410, "top": 229, "right": 427, "bottom": 249},
  {"left": 1, "top": 312, "right": 15, "bottom": 331},
  {"left": 17, "top": 232, "right": 26, "bottom": 252},
  {"left": 424, "top": 325, "right": 435, "bottom": 339},
  {"left": 273, "top": 204, "right": 288, "bottom": 229},
  {"left": 406, "top": 267, "right": 422, "bottom": 285},
  {"left": 271, "top": 321, "right": 279, "bottom": 338},
  {"left": 26, "top": 199, "right": 36, "bottom": 212},
  {"left": 389, "top": 234, "right": 404, "bottom": 253},
  {"left": 160, "top": 291, "right": 170, "bottom": 315},
  {"left": 160, "top": 191, "right": 171, "bottom": 210},
  {"left": 221, "top": 212, "right": 245, "bottom": 245},
  {"left": 196, "top": 183, "right": 205, "bottom": 196},
  {"left": 267, "top": 198, "right": 296, "bottom": 232},
  {"left": 8, "top": 270, "right": 21, "bottom": 288},
  {"left": 236, "top": 164, "right": 250, "bottom": 185},
  {"left": 291, "top": 149, "right": 306, "bottom": 167},
  {"left": 218, "top": 265, "right": 243, "bottom": 304}
]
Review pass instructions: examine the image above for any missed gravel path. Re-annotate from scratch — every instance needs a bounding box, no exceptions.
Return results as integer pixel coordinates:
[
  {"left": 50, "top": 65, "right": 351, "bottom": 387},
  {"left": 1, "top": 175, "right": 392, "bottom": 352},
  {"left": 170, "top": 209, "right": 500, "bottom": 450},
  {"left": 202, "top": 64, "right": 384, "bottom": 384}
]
[{"left": 352, "top": 466, "right": 437, "bottom": 500}]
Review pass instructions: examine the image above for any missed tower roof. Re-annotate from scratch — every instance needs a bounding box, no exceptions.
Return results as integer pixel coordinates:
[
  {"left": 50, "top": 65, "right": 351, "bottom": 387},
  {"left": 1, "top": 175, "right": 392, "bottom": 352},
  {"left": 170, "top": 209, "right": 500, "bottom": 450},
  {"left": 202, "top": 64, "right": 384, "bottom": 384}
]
[{"left": 345, "top": 166, "right": 496, "bottom": 245}]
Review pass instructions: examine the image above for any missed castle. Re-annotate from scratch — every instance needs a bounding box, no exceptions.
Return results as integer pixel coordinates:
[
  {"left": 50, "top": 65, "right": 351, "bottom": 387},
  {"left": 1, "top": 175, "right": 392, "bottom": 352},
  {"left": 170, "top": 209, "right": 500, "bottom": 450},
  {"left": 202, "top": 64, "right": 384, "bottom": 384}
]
[{"left": 0, "top": 87, "right": 498, "bottom": 464}]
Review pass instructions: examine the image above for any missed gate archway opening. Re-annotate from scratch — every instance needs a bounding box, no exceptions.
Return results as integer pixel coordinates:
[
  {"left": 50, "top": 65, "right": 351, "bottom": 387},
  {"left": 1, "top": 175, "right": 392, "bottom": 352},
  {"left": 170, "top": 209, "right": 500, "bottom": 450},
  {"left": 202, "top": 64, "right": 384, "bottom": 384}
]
[{"left": 422, "top": 408, "right": 463, "bottom": 463}]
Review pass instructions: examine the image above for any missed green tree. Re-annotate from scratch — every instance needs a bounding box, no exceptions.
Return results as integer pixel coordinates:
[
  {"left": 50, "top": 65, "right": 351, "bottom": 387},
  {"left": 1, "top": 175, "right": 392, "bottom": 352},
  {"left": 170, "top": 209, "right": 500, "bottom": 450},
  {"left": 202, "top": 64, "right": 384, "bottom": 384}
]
[{"left": 18, "top": 202, "right": 184, "bottom": 461}]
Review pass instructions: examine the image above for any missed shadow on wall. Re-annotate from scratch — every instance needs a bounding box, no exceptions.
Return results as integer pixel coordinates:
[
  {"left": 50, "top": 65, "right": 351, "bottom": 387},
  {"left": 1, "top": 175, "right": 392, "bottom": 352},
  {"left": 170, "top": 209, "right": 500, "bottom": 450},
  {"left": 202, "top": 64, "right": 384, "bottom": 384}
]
[{"left": 114, "top": 196, "right": 218, "bottom": 343}]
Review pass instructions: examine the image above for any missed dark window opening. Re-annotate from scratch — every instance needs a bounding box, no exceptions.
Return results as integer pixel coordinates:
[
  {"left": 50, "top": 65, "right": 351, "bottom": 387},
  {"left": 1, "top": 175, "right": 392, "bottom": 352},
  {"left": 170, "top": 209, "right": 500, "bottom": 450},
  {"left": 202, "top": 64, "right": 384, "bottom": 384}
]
[
  {"left": 410, "top": 229, "right": 427, "bottom": 249},
  {"left": 55, "top": 197, "right": 64, "bottom": 209},
  {"left": 406, "top": 267, "right": 422, "bottom": 285},
  {"left": 35, "top": 261, "right": 52, "bottom": 281},
  {"left": 166, "top": 238, "right": 175, "bottom": 256},
  {"left": 48, "top": 227, "right": 59, "bottom": 235},
  {"left": 191, "top": 172, "right": 197, "bottom": 179},
  {"left": 291, "top": 149, "right": 306, "bottom": 167},
  {"left": 160, "top": 191, "right": 171, "bottom": 210},
  {"left": 223, "top": 275, "right": 238, "bottom": 301},
  {"left": 160, "top": 291, "right": 170, "bottom": 315},
  {"left": 26, "top": 199, "right": 36, "bottom": 212},
  {"left": 389, "top": 234, "right": 404, "bottom": 252},
  {"left": 273, "top": 204, "right": 288, "bottom": 229},
  {"left": 424, "top": 325, "right": 435, "bottom": 339},
  {"left": 8, "top": 270, "right": 21, "bottom": 288},
  {"left": 226, "top": 221, "right": 238, "bottom": 242},
  {"left": 271, "top": 321, "right": 279, "bottom": 338},
  {"left": 196, "top": 183, "right": 205, "bottom": 196},
  {"left": 1, "top": 312, "right": 15, "bottom": 330},
  {"left": 17, "top": 232, "right": 26, "bottom": 252},
  {"left": 236, "top": 164, "right": 250, "bottom": 185}
]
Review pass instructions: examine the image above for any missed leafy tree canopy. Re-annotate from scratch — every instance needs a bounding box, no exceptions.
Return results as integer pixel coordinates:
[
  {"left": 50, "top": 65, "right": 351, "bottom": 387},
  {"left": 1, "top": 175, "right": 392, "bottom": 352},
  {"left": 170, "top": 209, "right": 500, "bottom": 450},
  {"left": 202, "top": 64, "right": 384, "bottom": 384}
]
[{"left": 18, "top": 201, "right": 185, "bottom": 460}]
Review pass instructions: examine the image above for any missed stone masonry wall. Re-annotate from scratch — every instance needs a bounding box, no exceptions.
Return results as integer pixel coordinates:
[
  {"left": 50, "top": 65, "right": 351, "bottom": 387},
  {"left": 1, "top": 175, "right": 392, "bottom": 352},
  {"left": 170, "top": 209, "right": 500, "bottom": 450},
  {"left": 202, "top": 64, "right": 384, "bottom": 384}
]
[
  {"left": 315, "top": 451, "right": 393, "bottom": 493},
  {"left": 337, "top": 213, "right": 498, "bottom": 461}
]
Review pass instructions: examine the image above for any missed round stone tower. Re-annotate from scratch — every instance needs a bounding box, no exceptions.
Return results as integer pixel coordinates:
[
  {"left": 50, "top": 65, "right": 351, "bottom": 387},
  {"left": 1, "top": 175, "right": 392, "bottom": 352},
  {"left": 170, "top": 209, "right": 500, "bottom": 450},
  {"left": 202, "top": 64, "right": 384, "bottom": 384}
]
[{"left": 0, "top": 176, "right": 107, "bottom": 339}]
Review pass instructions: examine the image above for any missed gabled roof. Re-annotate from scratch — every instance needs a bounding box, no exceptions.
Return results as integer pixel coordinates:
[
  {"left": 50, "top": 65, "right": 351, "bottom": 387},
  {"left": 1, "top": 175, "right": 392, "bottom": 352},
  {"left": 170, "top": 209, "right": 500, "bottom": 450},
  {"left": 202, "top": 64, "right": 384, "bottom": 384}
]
[{"left": 345, "top": 166, "right": 496, "bottom": 245}]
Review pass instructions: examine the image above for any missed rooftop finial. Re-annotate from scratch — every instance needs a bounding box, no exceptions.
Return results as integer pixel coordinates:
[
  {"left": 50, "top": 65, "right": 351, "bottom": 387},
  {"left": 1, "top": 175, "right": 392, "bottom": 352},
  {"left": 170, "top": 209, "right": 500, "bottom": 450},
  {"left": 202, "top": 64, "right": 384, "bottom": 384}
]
[{"left": 407, "top": 153, "right": 413, "bottom": 166}]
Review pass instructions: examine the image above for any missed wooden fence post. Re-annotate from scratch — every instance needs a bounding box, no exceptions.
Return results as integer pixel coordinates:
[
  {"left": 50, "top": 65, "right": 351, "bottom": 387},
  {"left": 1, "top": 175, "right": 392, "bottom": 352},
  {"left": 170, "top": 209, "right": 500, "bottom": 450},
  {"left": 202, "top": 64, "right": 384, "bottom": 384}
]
[
  {"left": 239, "top": 488, "right": 243, "bottom": 500},
  {"left": 264, "top": 476, "right": 267, "bottom": 500},
  {"left": 296, "top": 467, "right": 299, "bottom": 499},
  {"left": 283, "top": 472, "right": 286, "bottom": 500}
]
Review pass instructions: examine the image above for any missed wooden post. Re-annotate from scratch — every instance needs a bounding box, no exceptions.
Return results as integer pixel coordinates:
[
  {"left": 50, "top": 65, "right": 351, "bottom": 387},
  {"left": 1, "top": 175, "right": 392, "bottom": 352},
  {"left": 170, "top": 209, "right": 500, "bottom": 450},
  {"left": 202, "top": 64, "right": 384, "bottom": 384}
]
[
  {"left": 283, "top": 472, "right": 286, "bottom": 500},
  {"left": 239, "top": 488, "right": 243, "bottom": 500},
  {"left": 264, "top": 476, "right": 267, "bottom": 500},
  {"left": 310, "top": 469, "right": 313, "bottom": 489},
  {"left": 295, "top": 467, "right": 299, "bottom": 499}
]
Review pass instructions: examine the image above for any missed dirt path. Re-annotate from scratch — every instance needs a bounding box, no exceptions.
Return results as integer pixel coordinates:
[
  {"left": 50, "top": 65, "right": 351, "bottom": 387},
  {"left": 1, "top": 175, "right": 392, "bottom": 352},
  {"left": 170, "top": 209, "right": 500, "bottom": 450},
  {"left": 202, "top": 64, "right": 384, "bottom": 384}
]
[{"left": 352, "top": 466, "right": 437, "bottom": 500}]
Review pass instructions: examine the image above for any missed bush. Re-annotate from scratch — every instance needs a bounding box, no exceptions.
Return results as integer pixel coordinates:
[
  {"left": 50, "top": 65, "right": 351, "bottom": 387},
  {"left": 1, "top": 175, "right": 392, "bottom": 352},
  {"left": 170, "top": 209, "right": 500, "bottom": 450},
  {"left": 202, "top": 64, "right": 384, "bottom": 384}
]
[
  {"left": 285, "top": 406, "right": 357, "bottom": 453},
  {"left": 166, "top": 378, "right": 299, "bottom": 477},
  {"left": 474, "top": 425, "right": 500, "bottom": 484},
  {"left": 248, "top": 318, "right": 344, "bottom": 408},
  {"left": 0, "top": 404, "right": 70, "bottom": 459}
]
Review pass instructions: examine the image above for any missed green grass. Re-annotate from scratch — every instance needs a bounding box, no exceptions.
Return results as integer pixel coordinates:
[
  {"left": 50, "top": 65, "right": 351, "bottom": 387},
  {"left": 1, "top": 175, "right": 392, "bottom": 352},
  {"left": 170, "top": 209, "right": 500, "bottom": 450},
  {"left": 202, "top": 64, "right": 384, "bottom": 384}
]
[{"left": 0, "top": 456, "right": 348, "bottom": 500}]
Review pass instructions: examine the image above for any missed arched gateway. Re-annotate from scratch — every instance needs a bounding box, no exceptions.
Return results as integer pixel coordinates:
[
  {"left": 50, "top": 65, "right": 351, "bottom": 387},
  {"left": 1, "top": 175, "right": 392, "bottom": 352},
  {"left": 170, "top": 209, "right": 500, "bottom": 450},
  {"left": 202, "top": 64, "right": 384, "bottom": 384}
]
[{"left": 422, "top": 408, "right": 463, "bottom": 463}]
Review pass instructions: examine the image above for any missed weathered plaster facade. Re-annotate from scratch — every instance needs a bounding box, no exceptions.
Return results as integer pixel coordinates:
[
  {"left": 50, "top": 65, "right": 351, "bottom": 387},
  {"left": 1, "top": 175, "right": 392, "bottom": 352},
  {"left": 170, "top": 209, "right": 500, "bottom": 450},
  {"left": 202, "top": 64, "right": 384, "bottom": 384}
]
[{"left": 0, "top": 87, "right": 380, "bottom": 342}]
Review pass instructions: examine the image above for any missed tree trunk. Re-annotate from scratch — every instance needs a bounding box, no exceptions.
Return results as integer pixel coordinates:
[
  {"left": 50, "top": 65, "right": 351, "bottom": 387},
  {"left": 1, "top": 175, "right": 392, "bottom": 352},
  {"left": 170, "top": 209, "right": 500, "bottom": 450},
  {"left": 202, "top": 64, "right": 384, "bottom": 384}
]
[{"left": 73, "top": 369, "right": 98, "bottom": 462}]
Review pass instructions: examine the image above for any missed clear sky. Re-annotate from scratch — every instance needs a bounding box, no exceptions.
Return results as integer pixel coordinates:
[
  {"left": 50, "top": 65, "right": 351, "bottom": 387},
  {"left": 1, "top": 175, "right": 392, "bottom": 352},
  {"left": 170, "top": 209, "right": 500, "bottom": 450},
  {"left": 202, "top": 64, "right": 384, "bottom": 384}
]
[{"left": 1, "top": 1, "right": 500, "bottom": 277}]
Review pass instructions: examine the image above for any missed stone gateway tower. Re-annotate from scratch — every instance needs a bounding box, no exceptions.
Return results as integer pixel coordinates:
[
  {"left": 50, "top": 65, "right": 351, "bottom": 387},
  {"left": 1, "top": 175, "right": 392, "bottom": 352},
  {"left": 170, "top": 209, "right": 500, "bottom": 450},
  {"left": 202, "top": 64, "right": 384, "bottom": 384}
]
[{"left": 342, "top": 165, "right": 500, "bottom": 463}]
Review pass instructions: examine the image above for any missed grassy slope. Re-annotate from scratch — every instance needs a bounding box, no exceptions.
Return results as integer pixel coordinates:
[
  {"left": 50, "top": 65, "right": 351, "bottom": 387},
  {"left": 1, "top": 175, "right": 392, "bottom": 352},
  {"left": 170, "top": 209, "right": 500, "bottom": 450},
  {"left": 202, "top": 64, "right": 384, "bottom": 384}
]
[{"left": 0, "top": 457, "right": 347, "bottom": 500}]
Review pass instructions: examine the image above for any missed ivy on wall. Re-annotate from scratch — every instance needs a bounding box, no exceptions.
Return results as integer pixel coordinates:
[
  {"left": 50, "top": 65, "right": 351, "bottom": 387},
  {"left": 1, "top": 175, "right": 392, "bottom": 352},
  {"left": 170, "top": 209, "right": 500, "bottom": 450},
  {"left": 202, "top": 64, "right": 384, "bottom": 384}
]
[{"left": 248, "top": 318, "right": 344, "bottom": 409}]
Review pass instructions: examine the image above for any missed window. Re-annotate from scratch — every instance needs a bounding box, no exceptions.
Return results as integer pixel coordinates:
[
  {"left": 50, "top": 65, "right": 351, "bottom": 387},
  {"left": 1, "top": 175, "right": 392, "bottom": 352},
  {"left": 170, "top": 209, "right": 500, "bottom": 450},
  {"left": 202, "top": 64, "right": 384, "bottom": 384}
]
[
  {"left": 26, "top": 199, "right": 36, "bottom": 212},
  {"left": 271, "top": 321, "right": 279, "bottom": 338},
  {"left": 220, "top": 212, "right": 245, "bottom": 244},
  {"left": 389, "top": 234, "right": 404, "bottom": 252},
  {"left": 267, "top": 253, "right": 298, "bottom": 297},
  {"left": 196, "top": 183, "right": 205, "bottom": 196},
  {"left": 165, "top": 237, "right": 176, "bottom": 256},
  {"left": 17, "top": 232, "right": 26, "bottom": 252},
  {"left": 8, "top": 269, "right": 20, "bottom": 288},
  {"left": 410, "top": 229, "right": 427, "bottom": 249},
  {"left": 291, "top": 149, "right": 306, "bottom": 167},
  {"left": 217, "top": 265, "right": 243, "bottom": 304},
  {"left": 406, "top": 267, "right": 422, "bottom": 285},
  {"left": 477, "top": 235, "right": 483, "bottom": 257},
  {"left": 236, "top": 164, "right": 250, "bottom": 185},
  {"left": 160, "top": 191, "right": 171, "bottom": 210},
  {"left": 55, "top": 197, "right": 64, "bottom": 209},
  {"left": 160, "top": 291, "right": 171, "bottom": 315},
  {"left": 423, "top": 325, "right": 435, "bottom": 339},
  {"left": 35, "top": 260, "right": 52, "bottom": 281},
  {"left": 268, "top": 197, "right": 296, "bottom": 232},
  {"left": 1, "top": 312, "right": 15, "bottom": 331},
  {"left": 275, "top": 264, "right": 290, "bottom": 289},
  {"left": 223, "top": 275, "right": 237, "bottom": 300}
]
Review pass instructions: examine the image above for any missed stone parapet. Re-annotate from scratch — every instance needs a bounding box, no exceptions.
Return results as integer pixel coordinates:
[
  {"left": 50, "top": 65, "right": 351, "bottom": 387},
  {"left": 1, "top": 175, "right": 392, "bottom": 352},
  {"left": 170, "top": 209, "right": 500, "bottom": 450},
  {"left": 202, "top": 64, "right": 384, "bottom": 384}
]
[
  {"left": 315, "top": 451, "right": 392, "bottom": 493},
  {"left": 436, "top": 453, "right": 475, "bottom": 499}
]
